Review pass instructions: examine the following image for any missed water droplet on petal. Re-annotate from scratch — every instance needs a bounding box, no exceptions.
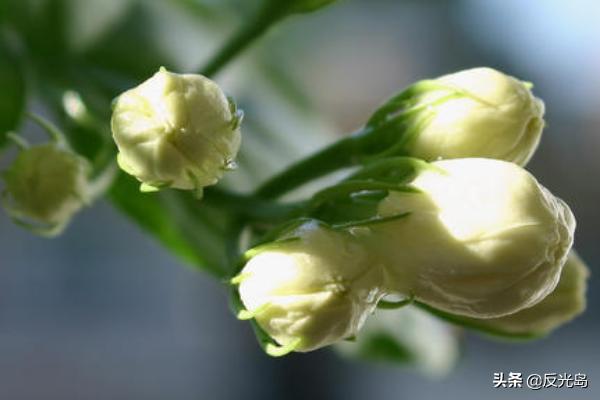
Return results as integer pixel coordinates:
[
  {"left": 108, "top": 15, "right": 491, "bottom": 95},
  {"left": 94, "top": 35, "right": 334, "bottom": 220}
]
[{"left": 224, "top": 159, "right": 238, "bottom": 171}]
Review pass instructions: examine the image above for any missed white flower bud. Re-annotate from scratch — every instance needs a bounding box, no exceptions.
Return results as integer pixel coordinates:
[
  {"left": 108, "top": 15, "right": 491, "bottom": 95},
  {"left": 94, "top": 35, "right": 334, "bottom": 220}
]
[
  {"left": 237, "top": 222, "right": 385, "bottom": 353},
  {"left": 471, "top": 251, "right": 589, "bottom": 335},
  {"left": 370, "top": 158, "right": 575, "bottom": 318},
  {"left": 111, "top": 67, "right": 241, "bottom": 193},
  {"left": 2, "top": 144, "right": 91, "bottom": 235},
  {"left": 406, "top": 67, "right": 545, "bottom": 166}
]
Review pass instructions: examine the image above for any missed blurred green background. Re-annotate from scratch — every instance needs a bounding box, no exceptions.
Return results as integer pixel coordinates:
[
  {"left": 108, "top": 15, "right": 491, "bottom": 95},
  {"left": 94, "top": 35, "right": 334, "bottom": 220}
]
[{"left": 0, "top": 0, "right": 598, "bottom": 399}]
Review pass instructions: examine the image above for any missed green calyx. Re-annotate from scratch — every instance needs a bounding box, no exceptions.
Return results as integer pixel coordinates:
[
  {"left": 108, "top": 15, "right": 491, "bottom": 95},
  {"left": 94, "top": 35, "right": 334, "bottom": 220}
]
[{"left": 306, "top": 157, "right": 427, "bottom": 227}]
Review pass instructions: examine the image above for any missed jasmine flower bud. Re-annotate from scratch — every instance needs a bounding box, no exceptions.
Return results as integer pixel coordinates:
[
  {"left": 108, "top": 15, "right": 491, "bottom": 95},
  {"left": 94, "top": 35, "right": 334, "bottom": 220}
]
[
  {"left": 371, "top": 158, "right": 575, "bottom": 318},
  {"left": 369, "top": 67, "right": 544, "bottom": 166},
  {"left": 111, "top": 67, "right": 242, "bottom": 194},
  {"left": 236, "top": 221, "right": 384, "bottom": 353},
  {"left": 470, "top": 251, "right": 589, "bottom": 336},
  {"left": 410, "top": 68, "right": 544, "bottom": 165},
  {"left": 2, "top": 143, "right": 91, "bottom": 236}
]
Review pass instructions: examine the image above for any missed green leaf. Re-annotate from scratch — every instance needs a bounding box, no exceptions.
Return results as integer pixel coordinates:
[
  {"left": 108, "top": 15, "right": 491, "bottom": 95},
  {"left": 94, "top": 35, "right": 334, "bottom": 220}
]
[
  {"left": 0, "top": 34, "right": 26, "bottom": 147},
  {"left": 288, "top": 0, "right": 339, "bottom": 14},
  {"left": 228, "top": 284, "right": 298, "bottom": 357},
  {"left": 109, "top": 173, "right": 230, "bottom": 278},
  {"left": 7, "top": 0, "right": 70, "bottom": 67}
]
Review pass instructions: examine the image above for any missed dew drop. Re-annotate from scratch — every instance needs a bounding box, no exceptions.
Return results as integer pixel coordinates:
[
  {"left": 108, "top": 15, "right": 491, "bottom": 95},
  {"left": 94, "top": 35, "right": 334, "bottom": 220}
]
[{"left": 224, "top": 159, "right": 238, "bottom": 171}]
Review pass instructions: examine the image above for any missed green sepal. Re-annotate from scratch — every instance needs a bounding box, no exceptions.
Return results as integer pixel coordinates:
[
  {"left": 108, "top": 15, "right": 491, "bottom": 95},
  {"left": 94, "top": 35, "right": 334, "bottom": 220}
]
[
  {"left": 26, "top": 113, "right": 70, "bottom": 148},
  {"left": 265, "top": 338, "right": 302, "bottom": 357},
  {"left": 377, "top": 294, "right": 415, "bottom": 310},
  {"left": 228, "top": 283, "right": 299, "bottom": 357},
  {"left": 1, "top": 191, "right": 67, "bottom": 238},
  {"left": 140, "top": 183, "right": 161, "bottom": 193},
  {"left": 366, "top": 80, "right": 442, "bottom": 129},
  {"left": 5, "top": 132, "right": 30, "bottom": 150},
  {"left": 331, "top": 212, "right": 410, "bottom": 230},
  {"left": 263, "top": 158, "right": 428, "bottom": 232},
  {"left": 247, "top": 217, "right": 314, "bottom": 248},
  {"left": 354, "top": 80, "right": 478, "bottom": 161},
  {"left": 139, "top": 180, "right": 174, "bottom": 193},
  {"left": 366, "top": 79, "right": 478, "bottom": 130},
  {"left": 227, "top": 96, "right": 244, "bottom": 130},
  {"left": 347, "top": 156, "right": 431, "bottom": 183},
  {"left": 242, "top": 236, "right": 301, "bottom": 261}
]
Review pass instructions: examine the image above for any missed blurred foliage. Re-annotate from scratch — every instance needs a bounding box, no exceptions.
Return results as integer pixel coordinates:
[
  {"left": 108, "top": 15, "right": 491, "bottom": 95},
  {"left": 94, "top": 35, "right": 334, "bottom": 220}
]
[{"left": 336, "top": 307, "right": 460, "bottom": 377}]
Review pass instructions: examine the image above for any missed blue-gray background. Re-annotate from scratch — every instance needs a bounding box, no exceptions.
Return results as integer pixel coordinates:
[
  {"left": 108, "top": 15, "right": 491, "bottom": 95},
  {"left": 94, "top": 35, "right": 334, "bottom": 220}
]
[{"left": 1, "top": 0, "right": 599, "bottom": 399}]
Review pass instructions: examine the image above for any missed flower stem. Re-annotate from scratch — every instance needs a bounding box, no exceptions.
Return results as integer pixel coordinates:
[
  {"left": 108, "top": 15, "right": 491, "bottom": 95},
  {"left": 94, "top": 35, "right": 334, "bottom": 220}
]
[
  {"left": 200, "top": 1, "right": 290, "bottom": 77},
  {"left": 254, "top": 101, "right": 429, "bottom": 199},
  {"left": 204, "top": 187, "right": 304, "bottom": 221},
  {"left": 255, "top": 135, "right": 359, "bottom": 199}
]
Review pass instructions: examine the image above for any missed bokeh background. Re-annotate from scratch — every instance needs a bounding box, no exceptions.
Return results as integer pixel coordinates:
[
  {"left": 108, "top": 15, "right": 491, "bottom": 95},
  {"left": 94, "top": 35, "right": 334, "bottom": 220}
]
[{"left": 1, "top": 0, "right": 599, "bottom": 399}]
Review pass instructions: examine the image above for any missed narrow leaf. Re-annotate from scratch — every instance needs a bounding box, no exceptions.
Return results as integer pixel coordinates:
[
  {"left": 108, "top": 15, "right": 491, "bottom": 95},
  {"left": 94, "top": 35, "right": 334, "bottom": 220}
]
[
  {"left": 0, "top": 35, "right": 26, "bottom": 147},
  {"left": 109, "top": 173, "right": 230, "bottom": 278}
]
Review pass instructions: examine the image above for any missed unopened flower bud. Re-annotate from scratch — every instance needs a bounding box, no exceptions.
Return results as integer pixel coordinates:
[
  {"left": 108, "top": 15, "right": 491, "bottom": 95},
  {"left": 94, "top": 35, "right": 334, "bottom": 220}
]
[
  {"left": 111, "top": 67, "right": 242, "bottom": 194},
  {"left": 470, "top": 251, "right": 589, "bottom": 336},
  {"left": 370, "top": 158, "right": 575, "bottom": 318},
  {"left": 2, "top": 143, "right": 91, "bottom": 235},
  {"left": 373, "top": 67, "right": 544, "bottom": 166},
  {"left": 236, "top": 221, "right": 384, "bottom": 353}
]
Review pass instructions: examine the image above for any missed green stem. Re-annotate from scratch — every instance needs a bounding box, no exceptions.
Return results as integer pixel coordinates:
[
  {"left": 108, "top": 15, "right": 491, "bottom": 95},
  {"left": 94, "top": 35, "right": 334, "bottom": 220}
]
[
  {"left": 254, "top": 106, "right": 423, "bottom": 200},
  {"left": 6, "top": 131, "right": 29, "bottom": 149},
  {"left": 255, "top": 135, "right": 359, "bottom": 199},
  {"left": 204, "top": 187, "right": 304, "bottom": 221},
  {"left": 224, "top": 215, "right": 246, "bottom": 275},
  {"left": 27, "top": 112, "right": 69, "bottom": 148},
  {"left": 200, "top": 1, "right": 290, "bottom": 77}
]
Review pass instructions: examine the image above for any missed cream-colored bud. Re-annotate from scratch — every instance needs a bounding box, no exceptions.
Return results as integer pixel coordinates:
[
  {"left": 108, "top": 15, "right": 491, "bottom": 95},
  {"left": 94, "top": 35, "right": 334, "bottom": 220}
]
[
  {"left": 111, "top": 67, "right": 241, "bottom": 193},
  {"left": 406, "top": 67, "right": 544, "bottom": 166},
  {"left": 470, "top": 251, "right": 589, "bottom": 335},
  {"left": 237, "top": 222, "right": 384, "bottom": 352},
  {"left": 2, "top": 144, "right": 91, "bottom": 235},
  {"left": 370, "top": 158, "right": 575, "bottom": 318}
]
